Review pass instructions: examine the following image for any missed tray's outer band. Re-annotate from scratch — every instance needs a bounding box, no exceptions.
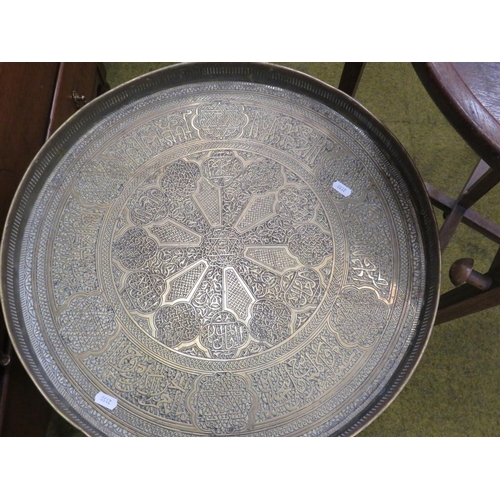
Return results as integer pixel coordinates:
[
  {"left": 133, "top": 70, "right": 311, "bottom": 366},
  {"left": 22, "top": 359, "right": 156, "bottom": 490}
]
[{"left": 1, "top": 63, "right": 440, "bottom": 436}]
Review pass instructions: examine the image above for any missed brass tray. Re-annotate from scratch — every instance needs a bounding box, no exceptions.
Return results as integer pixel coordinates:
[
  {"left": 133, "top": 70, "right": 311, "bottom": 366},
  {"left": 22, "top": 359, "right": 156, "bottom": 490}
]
[{"left": 1, "top": 63, "right": 440, "bottom": 436}]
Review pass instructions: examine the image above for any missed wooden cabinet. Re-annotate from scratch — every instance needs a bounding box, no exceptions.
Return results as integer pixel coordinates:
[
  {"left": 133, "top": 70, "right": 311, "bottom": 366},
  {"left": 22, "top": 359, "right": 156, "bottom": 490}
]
[{"left": 0, "top": 63, "right": 108, "bottom": 436}]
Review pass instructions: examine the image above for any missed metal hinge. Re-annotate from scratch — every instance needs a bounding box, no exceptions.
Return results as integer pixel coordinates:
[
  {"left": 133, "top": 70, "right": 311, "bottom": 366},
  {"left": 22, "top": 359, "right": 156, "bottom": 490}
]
[{"left": 71, "top": 89, "right": 87, "bottom": 109}]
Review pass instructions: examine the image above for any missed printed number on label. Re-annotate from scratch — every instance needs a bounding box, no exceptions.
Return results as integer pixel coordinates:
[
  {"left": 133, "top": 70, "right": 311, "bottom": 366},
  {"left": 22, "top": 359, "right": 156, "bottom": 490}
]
[
  {"left": 332, "top": 181, "right": 352, "bottom": 197},
  {"left": 95, "top": 391, "right": 118, "bottom": 410}
]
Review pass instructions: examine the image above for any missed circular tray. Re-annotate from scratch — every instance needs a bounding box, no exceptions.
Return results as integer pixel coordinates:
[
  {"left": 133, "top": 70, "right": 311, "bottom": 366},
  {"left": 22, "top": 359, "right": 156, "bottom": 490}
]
[{"left": 1, "top": 63, "right": 440, "bottom": 436}]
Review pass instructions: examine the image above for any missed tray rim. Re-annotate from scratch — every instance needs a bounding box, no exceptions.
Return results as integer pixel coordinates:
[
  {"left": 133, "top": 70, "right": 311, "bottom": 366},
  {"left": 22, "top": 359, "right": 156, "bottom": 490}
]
[{"left": 0, "top": 62, "right": 441, "bottom": 436}]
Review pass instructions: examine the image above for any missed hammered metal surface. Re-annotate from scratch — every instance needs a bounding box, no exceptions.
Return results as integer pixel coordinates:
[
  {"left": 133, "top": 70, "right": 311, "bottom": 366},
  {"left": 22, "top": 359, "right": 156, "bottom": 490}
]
[{"left": 2, "top": 65, "right": 437, "bottom": 436}]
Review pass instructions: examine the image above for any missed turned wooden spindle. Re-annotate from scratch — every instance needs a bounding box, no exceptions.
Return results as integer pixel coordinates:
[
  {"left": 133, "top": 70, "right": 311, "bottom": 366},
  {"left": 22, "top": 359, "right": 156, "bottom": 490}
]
[{"left": 449, "top": 257, "right": 493, "bottom": 291}]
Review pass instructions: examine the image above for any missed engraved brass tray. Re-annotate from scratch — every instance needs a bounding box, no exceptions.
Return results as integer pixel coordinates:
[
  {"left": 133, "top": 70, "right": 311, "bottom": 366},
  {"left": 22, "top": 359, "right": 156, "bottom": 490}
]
[{"left": 1, "top": 63, "right": 440, "bottom": 436}]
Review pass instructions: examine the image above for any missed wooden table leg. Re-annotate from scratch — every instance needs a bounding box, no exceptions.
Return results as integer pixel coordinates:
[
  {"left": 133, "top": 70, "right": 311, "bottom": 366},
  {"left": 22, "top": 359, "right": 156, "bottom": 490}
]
[
  {"left": 339, "top": 63, "right": 366, "bottom": 97},
  {"left": 439, "top": 160, "right": 500, "bottom": 251}
]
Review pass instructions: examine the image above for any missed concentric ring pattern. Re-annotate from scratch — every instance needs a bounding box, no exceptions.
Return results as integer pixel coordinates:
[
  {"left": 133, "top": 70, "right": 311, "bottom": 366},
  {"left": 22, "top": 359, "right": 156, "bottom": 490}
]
[{"left": 2, "top": 65, "right": 438, "bottom": 436}]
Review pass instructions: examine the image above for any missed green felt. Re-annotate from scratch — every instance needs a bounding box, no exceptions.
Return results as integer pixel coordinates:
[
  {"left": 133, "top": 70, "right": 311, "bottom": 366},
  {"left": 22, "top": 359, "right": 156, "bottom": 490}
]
[{"left": 47, "top": 62, "right": 500, "bottom": 437}]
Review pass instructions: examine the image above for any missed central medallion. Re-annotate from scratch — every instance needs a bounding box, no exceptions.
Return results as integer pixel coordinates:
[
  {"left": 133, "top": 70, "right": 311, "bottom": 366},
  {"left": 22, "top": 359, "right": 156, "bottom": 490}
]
[
  {"left": 201, "top": 227, "right": 244, "bottom": 266},
  {"left": 110, "top": 148, "right": 334, "bottom": 361}
]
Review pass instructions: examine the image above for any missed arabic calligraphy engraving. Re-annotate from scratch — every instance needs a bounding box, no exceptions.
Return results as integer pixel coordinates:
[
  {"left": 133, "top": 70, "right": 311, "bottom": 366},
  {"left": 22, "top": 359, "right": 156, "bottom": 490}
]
[{"left": 14, "top": 78, "right": 427, "bottom": 436}]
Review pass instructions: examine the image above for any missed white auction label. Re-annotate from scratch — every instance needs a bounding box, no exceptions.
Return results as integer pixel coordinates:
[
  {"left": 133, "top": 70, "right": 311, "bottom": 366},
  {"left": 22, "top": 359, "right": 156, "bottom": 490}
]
[
  {"left": 332, "top": 181, "right": 352, "bottom": 197},
  {"left": 95, "top": 391, "right": 118, "bottom": 410}
]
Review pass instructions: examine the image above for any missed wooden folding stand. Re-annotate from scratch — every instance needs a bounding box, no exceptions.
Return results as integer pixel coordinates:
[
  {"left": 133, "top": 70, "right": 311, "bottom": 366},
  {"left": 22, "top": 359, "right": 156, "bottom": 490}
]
[{"left": 342, "top": 62, "right": 500, "bottom": 325}]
